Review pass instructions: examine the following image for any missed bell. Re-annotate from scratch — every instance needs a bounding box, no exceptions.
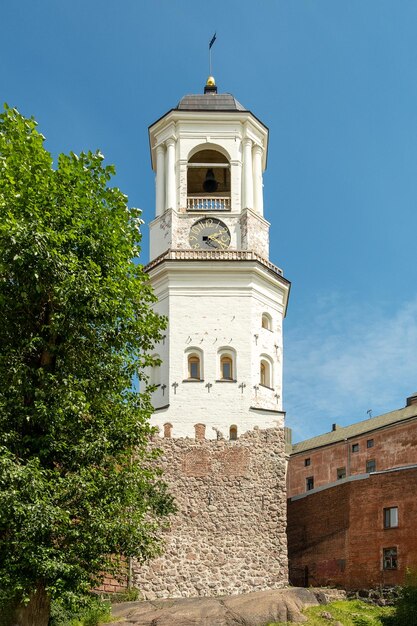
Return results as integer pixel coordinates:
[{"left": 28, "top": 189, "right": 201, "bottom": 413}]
[{"left": 203, "top": 168, "right": 218, "bottom": 193}]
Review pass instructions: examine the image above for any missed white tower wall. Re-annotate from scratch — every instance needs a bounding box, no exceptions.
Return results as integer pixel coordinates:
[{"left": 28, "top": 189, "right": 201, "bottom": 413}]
[
  {"left": 148, "top": 261, "right": 286, "bottom": 439},
  {"left": 145, "top": 90, "right": 289, "bottom": 441}
]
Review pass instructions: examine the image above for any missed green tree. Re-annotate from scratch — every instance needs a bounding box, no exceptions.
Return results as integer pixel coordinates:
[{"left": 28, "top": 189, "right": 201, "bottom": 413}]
[{"left": 0, "top": 105, "right": 174, "bottom": 626}]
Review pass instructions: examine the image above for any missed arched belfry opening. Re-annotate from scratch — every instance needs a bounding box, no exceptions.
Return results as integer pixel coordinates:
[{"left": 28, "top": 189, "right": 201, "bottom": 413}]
[{"left": 187, "top": 149, "right": 231, "bottom": 211}]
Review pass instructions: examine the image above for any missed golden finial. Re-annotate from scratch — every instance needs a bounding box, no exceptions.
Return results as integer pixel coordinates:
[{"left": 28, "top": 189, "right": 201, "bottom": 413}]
[{"left": 206, "top": 76, "right": 216, "bottom": 87}]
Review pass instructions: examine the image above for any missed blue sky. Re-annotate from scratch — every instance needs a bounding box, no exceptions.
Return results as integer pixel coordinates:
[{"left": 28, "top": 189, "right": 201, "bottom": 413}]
[{"left": 3, "top": 1, "right": 417, "bottom": 441}]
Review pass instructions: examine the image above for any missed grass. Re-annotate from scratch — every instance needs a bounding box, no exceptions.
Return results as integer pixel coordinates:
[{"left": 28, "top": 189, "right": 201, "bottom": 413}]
[{"left": 268, "top": 599, "right": 395, "bottom": 626}]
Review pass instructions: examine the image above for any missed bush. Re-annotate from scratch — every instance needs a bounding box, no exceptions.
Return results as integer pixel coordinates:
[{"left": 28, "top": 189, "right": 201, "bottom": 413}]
[
  {"left": 382, "top": 569, "right": 417, "bottom": 626},
  {"left": 49, "top": 595, "right": 111, "bottom": 626}
]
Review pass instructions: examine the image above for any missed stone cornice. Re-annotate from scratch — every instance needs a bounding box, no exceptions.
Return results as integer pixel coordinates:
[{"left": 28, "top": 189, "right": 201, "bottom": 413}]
[{"left": 145, "top": 248, "right": 285, "bottom": 279}]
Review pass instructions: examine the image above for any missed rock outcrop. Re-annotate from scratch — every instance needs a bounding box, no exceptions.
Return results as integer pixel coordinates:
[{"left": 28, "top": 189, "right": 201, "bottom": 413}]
[{"left": 109, "top": 587, "right": 329, "bottom": 625}]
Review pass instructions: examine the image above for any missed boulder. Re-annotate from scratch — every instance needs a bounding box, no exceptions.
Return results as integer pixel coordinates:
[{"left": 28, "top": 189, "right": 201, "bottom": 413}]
[{"left": 109, "top": 587, "right": 319, "bottom": 626}]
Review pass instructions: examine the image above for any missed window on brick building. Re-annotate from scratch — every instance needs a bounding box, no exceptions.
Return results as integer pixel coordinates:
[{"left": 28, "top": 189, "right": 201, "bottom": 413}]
[
  {"left": 337, "top": 467, "right": 346, "bottom": 480},
  {"left": 384, "top": 507, "right": 398, "bottom": 529},
  {"left": 352, "top": 443, "right": 359, "bottom": 452},
  {"left": 383, "top": 547, "right": 398, "bottom": 570},
  {"left": 366, "top": 459, "right": 376, "bottom": 473},
  {"left": 306, "top": 476, "right": 314, "bottom": 491},
  {"left": 304, "top": 458, "right": 311, "bottom": 467},
  {"left": 367, "top": 438, "right": 374, "bottom": 448}
]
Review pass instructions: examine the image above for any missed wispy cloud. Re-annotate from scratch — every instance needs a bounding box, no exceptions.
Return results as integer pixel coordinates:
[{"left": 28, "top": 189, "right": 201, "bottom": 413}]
[{"left": 284, "top": 294, "right": 417, "bottom": 442}]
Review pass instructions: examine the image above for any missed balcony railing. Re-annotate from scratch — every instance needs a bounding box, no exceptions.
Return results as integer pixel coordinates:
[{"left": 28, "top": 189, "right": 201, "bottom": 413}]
[{"left": 187, "top": 196, "right": 231, "bottom": 211}]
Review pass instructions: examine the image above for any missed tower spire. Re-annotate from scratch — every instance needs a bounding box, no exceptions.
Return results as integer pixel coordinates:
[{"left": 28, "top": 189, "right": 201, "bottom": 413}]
[{"left": 205, "top": 33, "right": 217, "bottom": 94}]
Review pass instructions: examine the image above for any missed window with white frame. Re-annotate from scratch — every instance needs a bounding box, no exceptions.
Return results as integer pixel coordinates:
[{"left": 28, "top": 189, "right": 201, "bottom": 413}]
[
  {"left": 218, "top": 347, "right": 236, "bottom": 381},
  {"left": 383, "top": 547, "right": 398, "bottom": 570},
  {"left": 185, "top": 347, "right": 204, "bottom": 381},
  {"left": 220, "top": 355, "right": 233, "bottom": 380},
  {"left": 260, "top": 357, "right": 273, "bottom": 388},
  {"left": 384, "top": 507, "right": 398, "bottom": 529},
  {"left": 261, "top": 313, "right": 272, "bottom": 330},
  {"left": 188, "top": 354, "right": 201, "bottom": 380}
]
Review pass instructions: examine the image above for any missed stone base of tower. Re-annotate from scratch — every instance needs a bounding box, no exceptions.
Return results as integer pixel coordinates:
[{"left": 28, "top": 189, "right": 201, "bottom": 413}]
[{"left": 133, "top": 427, "right": 288, "bottom": 599}]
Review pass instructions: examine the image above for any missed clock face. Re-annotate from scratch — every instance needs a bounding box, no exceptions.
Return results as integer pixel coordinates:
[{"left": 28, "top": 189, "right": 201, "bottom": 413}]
[{"left": 189, "top": 218, "right": 231, "bottom": 250}]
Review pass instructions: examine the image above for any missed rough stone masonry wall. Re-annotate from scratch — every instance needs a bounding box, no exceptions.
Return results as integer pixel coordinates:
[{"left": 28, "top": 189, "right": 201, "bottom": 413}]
[{"left": 133, "top": 427, "right": 288, "bottom": 599}]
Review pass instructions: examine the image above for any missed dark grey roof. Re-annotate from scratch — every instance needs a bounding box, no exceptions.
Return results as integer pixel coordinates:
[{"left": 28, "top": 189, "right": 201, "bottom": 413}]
[{"left": 176, "top": 94, "right": 246, "bottom": 112}]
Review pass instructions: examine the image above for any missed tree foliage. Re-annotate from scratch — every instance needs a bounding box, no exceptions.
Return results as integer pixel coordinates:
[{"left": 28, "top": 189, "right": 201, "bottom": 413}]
[
  {"left": 0, "top": 105, "right": 173, "bottom": 623},
  {"left": 382, "top": 569, "right": 417, "bottom": 626}
]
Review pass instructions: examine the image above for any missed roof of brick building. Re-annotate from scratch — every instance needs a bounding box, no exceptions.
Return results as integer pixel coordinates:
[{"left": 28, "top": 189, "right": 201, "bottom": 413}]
[{"left": 291, "top": 402, "right": 417, "bottom": 454}]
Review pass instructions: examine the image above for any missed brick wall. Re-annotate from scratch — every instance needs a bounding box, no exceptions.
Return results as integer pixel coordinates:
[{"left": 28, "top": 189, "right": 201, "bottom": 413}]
[
  {"left": 287, "top": 467, "right": 417, "bottom": 589},
  {"left": 96, "top": 573, "right": 128, "bottom": 595},
  {"left": 287, "top": 482, "right": 349, "bottom": 587},
  {"left": 347, "top": 468, "right": 417, "bottom": 588},
  {"left": 288, "top": 417, "right": 417, "bottom": 497},
  {"left": 133, "top": 427, "right": 288, "bottom": 599},
  {"left": 95, "top": 557, "right": 128, "bottom": 594}
]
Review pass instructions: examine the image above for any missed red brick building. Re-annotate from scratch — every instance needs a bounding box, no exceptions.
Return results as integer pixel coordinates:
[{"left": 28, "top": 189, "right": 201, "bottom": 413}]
[
  {"left": 287, "top": 392, "right": 417, "bottom": 498},
  {"left": 286, "top": 393, "right": 417, "bottom": 589}
]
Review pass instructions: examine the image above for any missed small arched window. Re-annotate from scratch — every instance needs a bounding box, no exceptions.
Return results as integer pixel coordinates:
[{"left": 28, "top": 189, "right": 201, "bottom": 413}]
[
  {"left": 260, "top": 358, "right": 272, "bottom": 388},
  {"left": 150, "top": 354, "right": 161, "bottom": 386},
  {"left": 188, "top": 354, "right": 201, "bottom": 380},
  {"left": 220, "top": 355, "right": 233, "bottom": 380},
  {"left": 218, "top": 347, "right": 236, "bottom": 381},
  {"left": 262, "top": 313, "right": 272, "bottom": 330},
  {"left": 229, "top": 425, "right": 238, "bottom": 441}
]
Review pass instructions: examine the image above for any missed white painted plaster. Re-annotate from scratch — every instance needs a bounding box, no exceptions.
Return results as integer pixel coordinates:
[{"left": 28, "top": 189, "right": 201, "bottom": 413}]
[{"left": 145, "top": 101, "right": 288, "bottom": 440}]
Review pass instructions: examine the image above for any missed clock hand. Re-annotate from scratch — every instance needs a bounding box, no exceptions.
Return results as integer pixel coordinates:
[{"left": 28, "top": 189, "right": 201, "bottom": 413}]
[
  {"left": 207, "top": 234, "right": 227, "bottom": 249},
  {"left": 208, "top": 231, "right": 225, "bottom": 239}
]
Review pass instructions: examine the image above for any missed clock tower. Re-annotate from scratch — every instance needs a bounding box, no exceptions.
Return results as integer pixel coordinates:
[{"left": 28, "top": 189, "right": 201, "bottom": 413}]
[
  {"left": 146, "top": 78, "right": 290, "bottom": 438},
  {"left": 135, "top": 78, "right": 290, "bottom": 598}
]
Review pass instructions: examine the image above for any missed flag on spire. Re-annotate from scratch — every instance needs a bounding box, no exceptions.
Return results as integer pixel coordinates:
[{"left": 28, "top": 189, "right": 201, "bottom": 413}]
[{"left": 209, "top": 33, "right": 217, "bottom": 49}]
